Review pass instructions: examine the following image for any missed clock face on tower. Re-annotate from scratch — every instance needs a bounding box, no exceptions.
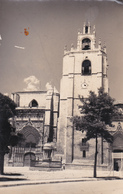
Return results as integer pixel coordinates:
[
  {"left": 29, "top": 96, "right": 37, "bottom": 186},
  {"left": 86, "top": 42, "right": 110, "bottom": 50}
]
[{"left": 81, "top": 82, "right": 88, "bottom": 89}]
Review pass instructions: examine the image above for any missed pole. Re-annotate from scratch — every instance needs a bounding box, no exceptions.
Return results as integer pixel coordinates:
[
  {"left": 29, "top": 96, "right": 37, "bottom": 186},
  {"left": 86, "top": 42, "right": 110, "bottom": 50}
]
[{"left": 101, "top": 137, "right": 103, "bottom": 164}]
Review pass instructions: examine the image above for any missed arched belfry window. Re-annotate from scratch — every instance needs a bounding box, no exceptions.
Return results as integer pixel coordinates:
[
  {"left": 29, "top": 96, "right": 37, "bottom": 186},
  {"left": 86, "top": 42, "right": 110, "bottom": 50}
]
[
  {"left": 29, "top": 99, "right": 38, "bottom": 107},
  {"left": 82, "top": 60, "right": 91, "bottom": 75},
  {"left": 85, "top": 26, "right": 88, "bottom": 34},
  {"left": 82, "top": 38, "right": 91, "bottom": 50}
]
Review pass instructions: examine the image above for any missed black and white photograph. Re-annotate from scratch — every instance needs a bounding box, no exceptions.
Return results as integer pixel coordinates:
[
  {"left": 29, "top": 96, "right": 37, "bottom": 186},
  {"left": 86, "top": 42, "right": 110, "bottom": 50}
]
[{"left": 0, "top": 0, "right": 123, "bottom": 193}]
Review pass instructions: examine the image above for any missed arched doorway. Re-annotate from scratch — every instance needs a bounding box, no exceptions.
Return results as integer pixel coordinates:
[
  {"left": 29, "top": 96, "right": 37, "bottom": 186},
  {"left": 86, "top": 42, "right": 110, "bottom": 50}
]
[
  {"left": 24, "top": 152, "right": 36, "bottom": 166},
  {"left": 112, "top": 125, "right": 123, "bottom": 171},
  {"left": 14, "top": 125, "right": 41, "bottom": 166}
]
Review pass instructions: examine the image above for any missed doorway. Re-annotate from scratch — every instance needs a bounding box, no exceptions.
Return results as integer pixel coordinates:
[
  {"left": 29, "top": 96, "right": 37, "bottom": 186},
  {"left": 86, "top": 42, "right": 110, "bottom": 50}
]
[
  {"left": 24, "top": 152, "right": 36, "bottom": 166},
  {"left": 114, "top": 159, "right": 121, "bottom": 171}
]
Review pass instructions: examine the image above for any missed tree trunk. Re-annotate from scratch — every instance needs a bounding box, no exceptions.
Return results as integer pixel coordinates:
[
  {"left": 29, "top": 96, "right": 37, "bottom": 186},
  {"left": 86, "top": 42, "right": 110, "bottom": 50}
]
[
  {"left": 94, "top": 133, "right": 98, "bottom": 178},
  {"left": 0, "top": 151, "right": 4, "bottom": 175},
  {"left": 101, "top": 137, "right": 103, "bottom": 164}
]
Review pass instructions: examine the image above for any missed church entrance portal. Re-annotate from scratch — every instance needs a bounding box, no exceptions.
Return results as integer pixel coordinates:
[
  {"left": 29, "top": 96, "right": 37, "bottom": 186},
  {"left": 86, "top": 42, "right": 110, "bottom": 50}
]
[
  {"left": 24, "top": 152, "right": 36, "bottom": 166},
  {"left": 10, "top": 125, "right": 41, "bottom": 166}
]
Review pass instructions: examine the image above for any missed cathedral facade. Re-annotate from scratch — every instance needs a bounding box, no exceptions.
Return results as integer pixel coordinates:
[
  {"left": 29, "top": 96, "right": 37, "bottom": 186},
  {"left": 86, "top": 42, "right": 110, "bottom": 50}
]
[
  {"left": 9, "top": 87, "right": 59, "bottom": 166},
  {"left": 8, "top": 23, "right": 123, "bottom": 170}
]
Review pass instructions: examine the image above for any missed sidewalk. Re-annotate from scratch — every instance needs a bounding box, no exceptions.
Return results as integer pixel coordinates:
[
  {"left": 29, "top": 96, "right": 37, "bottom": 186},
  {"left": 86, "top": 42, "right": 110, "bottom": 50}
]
[{"left": 0, "top": 166, "right": 123, "bottom": 187}]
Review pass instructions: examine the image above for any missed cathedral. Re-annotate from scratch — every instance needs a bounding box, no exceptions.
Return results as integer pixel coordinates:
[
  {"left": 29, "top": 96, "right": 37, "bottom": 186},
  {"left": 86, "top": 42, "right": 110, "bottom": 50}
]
[
  {"left": 8, "top": 23, "right": 123, "bottom": 171},
  {"left": 9, "top": 86, "right": 59, "bottom": 166}
]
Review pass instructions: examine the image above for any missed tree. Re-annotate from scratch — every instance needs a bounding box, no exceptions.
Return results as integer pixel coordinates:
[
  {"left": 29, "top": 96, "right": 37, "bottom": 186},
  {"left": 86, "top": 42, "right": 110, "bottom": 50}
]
[
  {"left": 73, "top": 88, "right": 116, "bottom": 178},
  {"left": 0, "top": 93, "right": 17, "bottom": 174}
]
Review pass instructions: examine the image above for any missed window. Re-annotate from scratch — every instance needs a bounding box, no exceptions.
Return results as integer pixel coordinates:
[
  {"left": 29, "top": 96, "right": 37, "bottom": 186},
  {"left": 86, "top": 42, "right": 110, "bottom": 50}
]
[
  {"left": 82, "top": 60, "right": 91, "bottom": 75},
  {"left": 82, "top": 38, "right": 91, "bottom": 50},
  {"left": 83, "top": 150, "right": 86, "bottom": 158},
  {"left": 82, "top": 139, "right": 86, "bottom": 158},
  {"left": 16, "top": 94, "right": 20, "bottom": 107},
  {"left": 85, "top": 26, "right": 88, "bottom": 34},
  {"left": 82, "top": 138, "right": 86, "bottom": 145},
  {"left": 29, "top": 99, "right": 38, "bottom": 107}
]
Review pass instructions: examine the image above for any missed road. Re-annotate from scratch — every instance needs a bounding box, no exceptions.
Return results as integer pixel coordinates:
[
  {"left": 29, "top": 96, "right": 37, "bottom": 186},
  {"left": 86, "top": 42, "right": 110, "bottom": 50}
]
[{"left": 0, "top": 180, "right": 123, "bottom": 194}]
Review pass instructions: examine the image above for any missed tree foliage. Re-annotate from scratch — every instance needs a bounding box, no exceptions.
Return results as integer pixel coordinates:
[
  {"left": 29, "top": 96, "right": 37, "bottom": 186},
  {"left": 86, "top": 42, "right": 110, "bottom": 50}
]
[
  {"left": 74, "top": 88, "right": 116, "bottom": 142},
  {"left": 73, "top": 88, "right": 117, "bottom": 177},
  {"left": 0, "top": 93, "right": 17, "bottom": 149},
  {"left": 0, "top": 93, "right": 20, "bottom": 174}
]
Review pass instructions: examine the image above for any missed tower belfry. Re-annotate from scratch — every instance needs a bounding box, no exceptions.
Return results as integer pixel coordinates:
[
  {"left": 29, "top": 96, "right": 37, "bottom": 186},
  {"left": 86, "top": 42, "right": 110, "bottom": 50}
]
[{"left": 57, "top": 23, "right": 109, "bottom": 163}]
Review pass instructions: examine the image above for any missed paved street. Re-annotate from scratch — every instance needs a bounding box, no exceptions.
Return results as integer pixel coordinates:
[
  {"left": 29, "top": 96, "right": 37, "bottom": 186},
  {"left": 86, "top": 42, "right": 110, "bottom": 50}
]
[
  {"left": 2, "top": 166, "right": 123, "bottom": 181},
  {"left": 0, "top": 179, "right": 123, "bottom": 194},
  {"left": 0, "top": 167, "right": 123, "bottom": 194}
]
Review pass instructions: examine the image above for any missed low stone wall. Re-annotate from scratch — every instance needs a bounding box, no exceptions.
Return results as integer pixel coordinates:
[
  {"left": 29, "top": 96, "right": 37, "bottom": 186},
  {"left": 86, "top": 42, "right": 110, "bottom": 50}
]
[
  {"left": 65, "top": 163, "right": 108, "bottom": 171},
  {"left": 30, "top": 159, "right": 62, "bottom": 169}
]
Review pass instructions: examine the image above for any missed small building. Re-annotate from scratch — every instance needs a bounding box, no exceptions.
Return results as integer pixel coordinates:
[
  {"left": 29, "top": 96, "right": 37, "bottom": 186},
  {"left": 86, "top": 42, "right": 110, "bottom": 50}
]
[
  {"left": 110, "top": 102, "right": 123, "bottom": 171},
  {"left": 9, "top": 86, "right": 59, "bottom": 166}
]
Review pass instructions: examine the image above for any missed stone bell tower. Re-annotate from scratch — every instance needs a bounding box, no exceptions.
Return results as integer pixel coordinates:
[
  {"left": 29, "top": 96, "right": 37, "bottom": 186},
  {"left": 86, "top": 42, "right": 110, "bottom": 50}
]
[{"left": 57, "top": 22, "right": 109, "bottom": 163}]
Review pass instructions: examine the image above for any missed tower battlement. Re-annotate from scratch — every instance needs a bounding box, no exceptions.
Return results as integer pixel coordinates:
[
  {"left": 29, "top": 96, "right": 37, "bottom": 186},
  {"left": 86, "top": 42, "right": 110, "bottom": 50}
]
[{"left": 64, "top": 23, "right": 107, "bottom": 55}]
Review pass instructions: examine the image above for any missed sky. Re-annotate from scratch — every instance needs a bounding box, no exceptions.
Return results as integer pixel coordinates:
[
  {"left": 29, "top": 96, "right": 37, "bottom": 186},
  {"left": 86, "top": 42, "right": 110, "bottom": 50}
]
[{"left": 0, "top": 0, "right": 123, "bottom": 101}]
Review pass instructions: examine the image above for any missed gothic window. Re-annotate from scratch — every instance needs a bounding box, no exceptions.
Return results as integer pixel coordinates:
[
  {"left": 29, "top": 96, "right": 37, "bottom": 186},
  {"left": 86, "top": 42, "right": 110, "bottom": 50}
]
[
  {"left": 82, "top": 38, "right": 91, "bottom": 50},
  {"left": 85, "top": 26, "right": 88, "bottom": 34},
  {"left": 29, "top": 99, "right": 38, "bottom": 107},
  {"left": 82, "top": 60, "right": 91, "bottom": 75}
]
